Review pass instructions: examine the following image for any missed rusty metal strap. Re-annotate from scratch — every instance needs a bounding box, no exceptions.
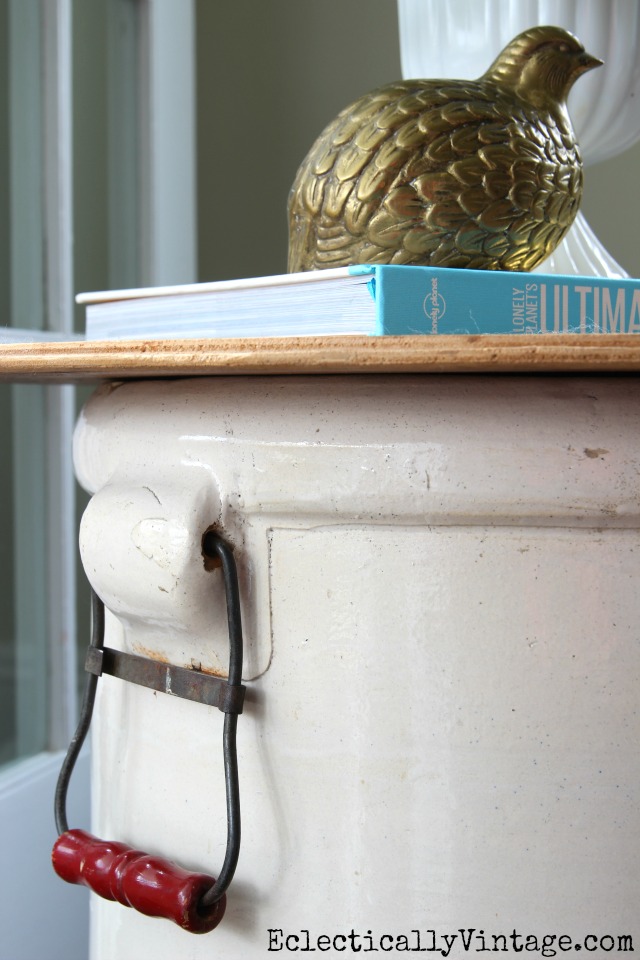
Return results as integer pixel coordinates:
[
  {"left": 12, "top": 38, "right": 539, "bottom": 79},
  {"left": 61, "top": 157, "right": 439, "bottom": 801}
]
[{"left": 85, "top": 645, "right": 246, "bottom": 714}]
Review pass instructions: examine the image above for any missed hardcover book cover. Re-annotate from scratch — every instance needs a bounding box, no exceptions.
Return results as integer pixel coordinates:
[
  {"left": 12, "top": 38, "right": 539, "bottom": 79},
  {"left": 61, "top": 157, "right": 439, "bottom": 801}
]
[{"left": 359, "top": 265, "right": 640, "bottom": 336}]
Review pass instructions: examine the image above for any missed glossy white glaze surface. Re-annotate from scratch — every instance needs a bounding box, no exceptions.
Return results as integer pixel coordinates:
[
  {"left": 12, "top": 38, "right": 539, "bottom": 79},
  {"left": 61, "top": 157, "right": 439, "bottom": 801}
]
[{"left": 74, "top": 376, "right": 640, "bottom": 958}]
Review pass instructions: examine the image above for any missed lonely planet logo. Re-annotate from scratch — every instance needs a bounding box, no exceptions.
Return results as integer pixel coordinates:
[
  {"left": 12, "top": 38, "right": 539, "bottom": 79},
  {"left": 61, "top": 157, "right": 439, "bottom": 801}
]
[{"left": 423, "top": 277, "right": 446, "bottom": 332}]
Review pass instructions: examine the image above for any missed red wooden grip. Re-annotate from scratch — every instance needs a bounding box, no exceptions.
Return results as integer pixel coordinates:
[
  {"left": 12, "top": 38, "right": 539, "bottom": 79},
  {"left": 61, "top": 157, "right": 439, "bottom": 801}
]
[{"left": 52, "top": 829, "right": 226, "bottom": 934}]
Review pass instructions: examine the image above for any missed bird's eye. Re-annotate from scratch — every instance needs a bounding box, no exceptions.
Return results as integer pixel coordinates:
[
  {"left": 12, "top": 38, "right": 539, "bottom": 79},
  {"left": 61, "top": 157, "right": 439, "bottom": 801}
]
[{"left": 557, "top": 43, "right": 571, "bottom": 54}]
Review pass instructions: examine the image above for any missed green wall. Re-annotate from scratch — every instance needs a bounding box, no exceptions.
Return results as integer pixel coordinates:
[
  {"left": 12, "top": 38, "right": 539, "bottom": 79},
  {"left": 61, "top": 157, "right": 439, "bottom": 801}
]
[{"left": 195, "top": 0, "right": 401, "bottom": 280}]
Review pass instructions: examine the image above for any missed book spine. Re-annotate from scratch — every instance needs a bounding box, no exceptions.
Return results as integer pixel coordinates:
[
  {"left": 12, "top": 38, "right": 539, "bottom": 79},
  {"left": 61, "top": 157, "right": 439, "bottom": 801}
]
[{"left": 372, "top": 266, "right": 640, "bottom": 336}]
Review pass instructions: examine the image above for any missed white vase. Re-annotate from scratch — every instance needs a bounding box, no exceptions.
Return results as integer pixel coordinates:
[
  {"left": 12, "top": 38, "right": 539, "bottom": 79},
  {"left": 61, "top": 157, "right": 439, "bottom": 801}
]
[{"left": 397, "top": 0, "right": 640, "bottom": 277}]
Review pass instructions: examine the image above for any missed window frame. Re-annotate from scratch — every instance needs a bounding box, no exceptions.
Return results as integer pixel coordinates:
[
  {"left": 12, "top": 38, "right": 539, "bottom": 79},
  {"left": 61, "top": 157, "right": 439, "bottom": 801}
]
[{"left": 0, "top": 1, "right": 197, "bottom": 952}]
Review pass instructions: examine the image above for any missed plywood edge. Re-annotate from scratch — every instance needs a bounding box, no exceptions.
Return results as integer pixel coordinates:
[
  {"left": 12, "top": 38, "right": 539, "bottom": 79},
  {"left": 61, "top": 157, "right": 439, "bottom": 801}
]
[{"left": 2, "top": 334, "right": 640, "bottom": 382}]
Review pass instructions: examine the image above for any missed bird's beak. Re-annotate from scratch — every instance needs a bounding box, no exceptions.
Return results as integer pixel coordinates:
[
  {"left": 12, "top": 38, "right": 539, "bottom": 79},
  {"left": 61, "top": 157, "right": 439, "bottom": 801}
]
[{"left": 578, "top": 51, "right": 604, "bottom": 74}]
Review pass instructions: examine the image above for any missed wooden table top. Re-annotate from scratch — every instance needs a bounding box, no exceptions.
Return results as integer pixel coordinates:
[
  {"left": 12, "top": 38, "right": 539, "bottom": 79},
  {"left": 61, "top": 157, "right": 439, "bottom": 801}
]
[{"left": 2, "top": 334, "right": 640, "bottom": 383}]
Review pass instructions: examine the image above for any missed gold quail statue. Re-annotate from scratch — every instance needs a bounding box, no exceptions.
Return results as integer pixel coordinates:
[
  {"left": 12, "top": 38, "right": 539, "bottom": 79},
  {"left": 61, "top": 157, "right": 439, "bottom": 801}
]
[{"left": 288, "top": 26, "right": 602, "bottom": 273}]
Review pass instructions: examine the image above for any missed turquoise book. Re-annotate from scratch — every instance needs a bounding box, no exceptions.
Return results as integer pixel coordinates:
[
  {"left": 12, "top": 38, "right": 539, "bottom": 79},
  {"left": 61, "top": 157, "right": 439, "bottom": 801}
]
[
  {"left": 77, "top": 264, "right": 640, "bottom": 341},
  {"left": 356, "top": 265, "right": 640, "bottom": 336}
]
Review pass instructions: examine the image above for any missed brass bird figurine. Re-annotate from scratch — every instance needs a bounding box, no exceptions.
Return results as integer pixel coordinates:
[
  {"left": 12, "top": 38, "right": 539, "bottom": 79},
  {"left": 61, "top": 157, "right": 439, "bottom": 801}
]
[{"left": 287, "top": 26, "right": 602, "bottom": 273}]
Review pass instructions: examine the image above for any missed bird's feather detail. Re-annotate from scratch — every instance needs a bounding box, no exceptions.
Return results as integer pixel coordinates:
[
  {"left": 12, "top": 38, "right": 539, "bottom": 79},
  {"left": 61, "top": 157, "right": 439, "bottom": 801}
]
[{"left": 288, "top": 26, "right": 602, "bottom": 273}]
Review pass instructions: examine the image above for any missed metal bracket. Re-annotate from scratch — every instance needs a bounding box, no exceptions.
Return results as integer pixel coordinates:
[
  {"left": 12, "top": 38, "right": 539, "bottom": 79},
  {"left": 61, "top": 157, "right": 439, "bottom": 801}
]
[{"left": 84, "top": 646, "right": 246, "bottom": 713}]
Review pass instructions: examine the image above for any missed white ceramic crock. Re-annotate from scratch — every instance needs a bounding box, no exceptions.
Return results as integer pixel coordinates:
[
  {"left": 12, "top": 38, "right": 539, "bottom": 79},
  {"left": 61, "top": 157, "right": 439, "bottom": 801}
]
[{"left": 74, "top": 374, "right": 640, "bottom": 959}]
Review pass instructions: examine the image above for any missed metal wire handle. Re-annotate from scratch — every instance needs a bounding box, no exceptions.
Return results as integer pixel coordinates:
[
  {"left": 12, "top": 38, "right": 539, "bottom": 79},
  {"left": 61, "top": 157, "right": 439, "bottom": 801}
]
[
  {"left": 52, "top": 532, "right": 245, "bottom": 931},
  {"left": 54, "top": 587, "right": 104, "bottom": 837}
]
